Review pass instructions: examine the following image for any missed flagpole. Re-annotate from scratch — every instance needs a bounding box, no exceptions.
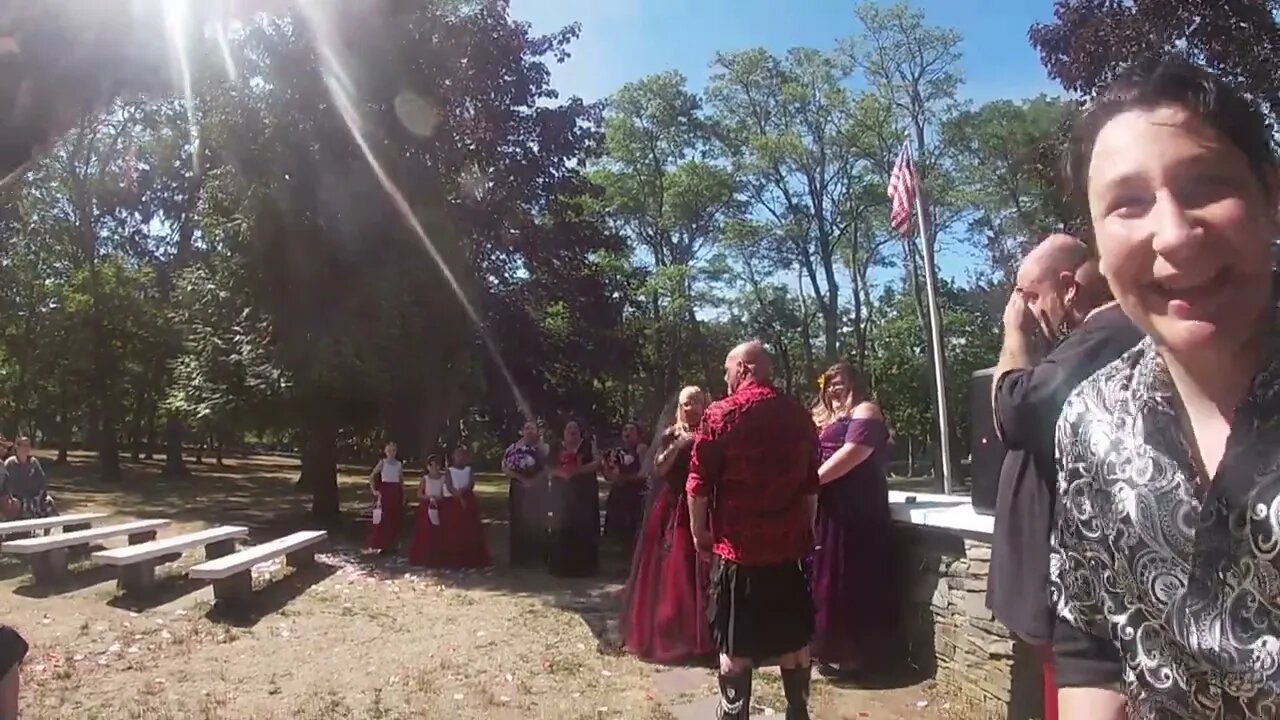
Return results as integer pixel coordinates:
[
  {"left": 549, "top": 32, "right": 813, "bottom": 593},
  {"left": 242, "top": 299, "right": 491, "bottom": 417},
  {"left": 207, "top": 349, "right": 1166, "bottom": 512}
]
[{"left": 907, "top": 138, "right": 955, "bottom": 495}]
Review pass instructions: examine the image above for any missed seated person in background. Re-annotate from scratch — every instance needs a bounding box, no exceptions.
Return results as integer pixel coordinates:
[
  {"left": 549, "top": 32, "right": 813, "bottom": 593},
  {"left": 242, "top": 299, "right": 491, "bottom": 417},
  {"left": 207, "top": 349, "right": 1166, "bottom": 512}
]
[{"left": 2, "top": 437, "right": 55, "bottom": 521}]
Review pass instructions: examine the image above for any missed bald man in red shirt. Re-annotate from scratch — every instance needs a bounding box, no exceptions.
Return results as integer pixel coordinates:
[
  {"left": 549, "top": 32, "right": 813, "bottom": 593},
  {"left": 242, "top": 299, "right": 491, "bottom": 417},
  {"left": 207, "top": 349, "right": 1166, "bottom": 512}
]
[{"left": 688, "top": 340, "right": 819, "bottom": 720}]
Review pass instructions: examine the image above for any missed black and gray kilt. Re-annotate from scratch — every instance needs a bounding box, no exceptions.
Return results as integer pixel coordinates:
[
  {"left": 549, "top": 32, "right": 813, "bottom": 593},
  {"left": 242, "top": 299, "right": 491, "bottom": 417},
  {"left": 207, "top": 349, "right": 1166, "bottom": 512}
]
[{"left": 707, "top": 555, "right": 814, "bottom": 661}]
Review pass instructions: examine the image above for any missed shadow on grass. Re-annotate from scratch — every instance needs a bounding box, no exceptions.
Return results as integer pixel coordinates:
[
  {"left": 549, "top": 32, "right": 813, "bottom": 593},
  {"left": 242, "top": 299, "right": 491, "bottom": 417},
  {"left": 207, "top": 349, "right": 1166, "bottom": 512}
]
[
  {"left": 44, "top": 455, "right": 326, "bottom": 533},
  {"left": 106, "top": 573, "right": 208, "bottom": 613},
  {"left": 13, "top": 563, "right": 116, "bottom": 598},
  {"left": 207, "top": 562, "right": 338, "bottom": 629},
  {"left": 0, "top": 556, "right": 33, "bottom": 582},
  {"left": 41, "top": 455, "right": 636, "bottom": 635}
]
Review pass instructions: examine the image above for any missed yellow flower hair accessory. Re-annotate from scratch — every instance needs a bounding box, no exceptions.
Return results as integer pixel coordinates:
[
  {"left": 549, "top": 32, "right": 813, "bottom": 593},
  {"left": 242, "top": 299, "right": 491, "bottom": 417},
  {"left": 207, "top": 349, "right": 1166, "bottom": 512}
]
[{"left": 817, "top": 374, "right": 826, "bottom": 392}]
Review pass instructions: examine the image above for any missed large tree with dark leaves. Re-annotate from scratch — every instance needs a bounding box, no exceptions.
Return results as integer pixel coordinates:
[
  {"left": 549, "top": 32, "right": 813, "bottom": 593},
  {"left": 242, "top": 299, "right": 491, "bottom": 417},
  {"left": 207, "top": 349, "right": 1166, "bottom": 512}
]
[
  {"left": 1028, "top": 1, "right": 1280, "bottom": 232},
  {"left": 1029, "top": 0, "right": 1280, "bottom": 123},
  {"left": 192, "top": 0, "right": 612, "bottom": 520}
]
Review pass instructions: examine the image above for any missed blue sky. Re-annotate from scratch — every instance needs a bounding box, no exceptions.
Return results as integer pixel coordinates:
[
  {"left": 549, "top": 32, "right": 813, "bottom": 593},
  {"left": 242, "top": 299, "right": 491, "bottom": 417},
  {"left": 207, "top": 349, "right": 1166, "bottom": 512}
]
[{"left": 508, "top": 0, "right": 1065, "bottom": 283}]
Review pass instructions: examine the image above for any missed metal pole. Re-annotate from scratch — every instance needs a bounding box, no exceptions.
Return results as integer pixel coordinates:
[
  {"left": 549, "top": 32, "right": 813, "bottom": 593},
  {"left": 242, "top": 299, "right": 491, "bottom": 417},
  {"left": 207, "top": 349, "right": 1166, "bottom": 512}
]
[{"left": 908, "top": 140, "right": 955, "bottom": 494}]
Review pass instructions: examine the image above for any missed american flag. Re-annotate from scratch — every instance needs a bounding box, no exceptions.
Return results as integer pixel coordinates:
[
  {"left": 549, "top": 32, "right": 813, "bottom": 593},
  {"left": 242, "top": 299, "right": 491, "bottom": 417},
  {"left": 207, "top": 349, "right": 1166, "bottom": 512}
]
[{"left": 887, "top": 142, "right": 917, "bottom": 236}]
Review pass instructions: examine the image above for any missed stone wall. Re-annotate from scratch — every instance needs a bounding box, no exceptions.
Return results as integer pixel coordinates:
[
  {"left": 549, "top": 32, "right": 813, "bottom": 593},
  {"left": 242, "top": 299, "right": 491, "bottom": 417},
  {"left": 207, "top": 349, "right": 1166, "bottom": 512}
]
[{"left": 896, "top": 524, "right": 1045, "bottom": 720}]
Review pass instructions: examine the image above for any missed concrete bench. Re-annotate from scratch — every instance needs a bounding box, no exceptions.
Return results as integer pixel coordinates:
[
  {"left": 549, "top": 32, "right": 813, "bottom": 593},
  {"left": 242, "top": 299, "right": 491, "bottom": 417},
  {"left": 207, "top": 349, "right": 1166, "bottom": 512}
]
[
  {"left": 2, "top": 519, "right": 171, "bottom": 584},
  {"left": 0, "top": 512, "right": 109, "bottom": 538},
  {"left": 188, "top": 530, "right": 327, "bottom": 607},
  {"left": 92, "top": 525, "right": 249, "bottom": 595}
]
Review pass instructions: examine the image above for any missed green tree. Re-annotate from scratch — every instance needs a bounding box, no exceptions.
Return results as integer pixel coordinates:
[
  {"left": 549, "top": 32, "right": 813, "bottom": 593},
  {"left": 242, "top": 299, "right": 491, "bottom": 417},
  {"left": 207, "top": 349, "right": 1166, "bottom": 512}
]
[
  {"left": 943, "top": 95, "right": 1076, "bottom": 281},
  {"left": 590, "top": 71, "right": 737, "bottom": 402},
  {"left": 708, "top": 47, "right": 890, "bottom": 365},
  {"left": 869, "top": 282, "right": 999, "bottom": 476}
]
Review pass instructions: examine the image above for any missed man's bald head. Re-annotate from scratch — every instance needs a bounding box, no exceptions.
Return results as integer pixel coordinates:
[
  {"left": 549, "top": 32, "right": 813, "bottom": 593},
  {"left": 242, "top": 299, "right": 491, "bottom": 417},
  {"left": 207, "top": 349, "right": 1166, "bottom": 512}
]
[
  {"left": 725, "top": 340, "right": 773, "bottom": 392},
  {"left": 1017, "top": 233, "right": 1090, "bottom": 286},
  {"left": 1014, "top": 233, "right": 1110, "bottom": 337}
]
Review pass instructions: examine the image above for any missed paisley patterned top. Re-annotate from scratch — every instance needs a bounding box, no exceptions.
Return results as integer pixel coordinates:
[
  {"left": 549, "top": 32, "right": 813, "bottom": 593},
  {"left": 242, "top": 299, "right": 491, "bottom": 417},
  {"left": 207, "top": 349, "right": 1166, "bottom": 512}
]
[{"left": 1050, "top": 331, "right": 1280, "bottom": 719}]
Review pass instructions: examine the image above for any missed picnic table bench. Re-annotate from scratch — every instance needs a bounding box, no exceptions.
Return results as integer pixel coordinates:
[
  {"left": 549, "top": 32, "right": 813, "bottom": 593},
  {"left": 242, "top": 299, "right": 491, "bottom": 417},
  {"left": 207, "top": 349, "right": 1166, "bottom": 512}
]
[
  {"left": 92, "top": 525, "right": 249, "bottom": 595},
  {"left": 2, "top": 519, "right": 171, "bottom": 584},
  {"left": 189, "top": 530, "right": 327, "bottom": 608},
  {"left": 0, "top": 512, "right": 109, "bottom": 538}
]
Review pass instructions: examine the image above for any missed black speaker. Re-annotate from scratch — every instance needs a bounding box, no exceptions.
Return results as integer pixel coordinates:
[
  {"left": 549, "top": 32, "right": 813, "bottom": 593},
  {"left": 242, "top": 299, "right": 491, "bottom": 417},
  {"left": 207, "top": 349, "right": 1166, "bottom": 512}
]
[{"left": 968, "top": 367, "right": 1004, "bottom": 515}]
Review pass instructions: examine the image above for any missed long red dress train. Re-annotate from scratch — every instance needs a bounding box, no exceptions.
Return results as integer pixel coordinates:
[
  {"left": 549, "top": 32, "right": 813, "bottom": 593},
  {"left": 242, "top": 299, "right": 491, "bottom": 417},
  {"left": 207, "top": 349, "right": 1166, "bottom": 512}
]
[{"left": 620, "top": 430, "right": 713, "bottom": 665}]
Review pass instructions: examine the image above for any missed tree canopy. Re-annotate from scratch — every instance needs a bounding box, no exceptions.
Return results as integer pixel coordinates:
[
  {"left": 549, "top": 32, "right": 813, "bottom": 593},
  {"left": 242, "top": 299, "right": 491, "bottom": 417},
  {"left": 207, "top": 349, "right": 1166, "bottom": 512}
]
[{"left": 0, "top": 0, "right": 1201, "bottom": 514}]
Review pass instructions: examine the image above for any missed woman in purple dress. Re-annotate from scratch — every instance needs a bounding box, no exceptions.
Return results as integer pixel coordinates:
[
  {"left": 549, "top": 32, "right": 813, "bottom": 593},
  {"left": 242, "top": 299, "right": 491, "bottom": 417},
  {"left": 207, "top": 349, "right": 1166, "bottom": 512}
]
[
  {"left": 602, "top": 422, "right": 648, "bottom": 551},
  {"left": 808, "top": 362, "right": 898, "bottom": 680}
]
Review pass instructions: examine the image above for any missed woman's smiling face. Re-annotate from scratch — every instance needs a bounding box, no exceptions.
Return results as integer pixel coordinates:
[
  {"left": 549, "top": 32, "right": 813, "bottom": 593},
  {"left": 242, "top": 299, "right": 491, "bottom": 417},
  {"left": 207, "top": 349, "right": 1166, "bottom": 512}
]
[{"left": 1087, "top": 104, "right": 1277, "bottom": 355}]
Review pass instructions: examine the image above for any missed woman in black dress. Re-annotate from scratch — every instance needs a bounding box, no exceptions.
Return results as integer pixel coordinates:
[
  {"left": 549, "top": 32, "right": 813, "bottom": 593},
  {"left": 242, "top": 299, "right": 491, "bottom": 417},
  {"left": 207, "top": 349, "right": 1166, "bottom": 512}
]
[
  {"left": 547, "top": 419, "right": 601, "bottom": 577},
  {"left": 502, "top": 421, "right": 549, "bottom": 568}
]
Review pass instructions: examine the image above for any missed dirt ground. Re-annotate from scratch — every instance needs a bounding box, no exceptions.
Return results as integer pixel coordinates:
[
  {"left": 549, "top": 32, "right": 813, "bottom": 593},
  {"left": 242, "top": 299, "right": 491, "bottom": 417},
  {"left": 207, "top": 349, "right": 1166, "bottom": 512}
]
[{"left": 2, "top": 454, "right": 946, "bottom": 719}]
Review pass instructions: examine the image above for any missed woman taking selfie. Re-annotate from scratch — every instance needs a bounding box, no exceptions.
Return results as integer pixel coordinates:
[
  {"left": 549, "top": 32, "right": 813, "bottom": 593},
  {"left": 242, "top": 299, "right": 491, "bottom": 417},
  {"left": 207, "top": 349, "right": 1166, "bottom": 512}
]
[{"left": 1050, "top": 57, "right": 1280, "bottom": 719}]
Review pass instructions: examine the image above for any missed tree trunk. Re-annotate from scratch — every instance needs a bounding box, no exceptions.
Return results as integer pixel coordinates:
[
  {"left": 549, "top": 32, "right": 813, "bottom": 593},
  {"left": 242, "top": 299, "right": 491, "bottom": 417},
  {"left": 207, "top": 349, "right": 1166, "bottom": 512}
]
[
  {"left": 301, "top": 411, "right": 341, "bottom": 523},
  {"left": 906, "top": 436, "right": 916, "bottom": 477},
  {"left": 54, "top": 407, "right": 69, "bottom": 465},
  {"left": 820, "top": 245, "right": 841, "bottom": 363},
  {"left": 98, "top": 415, "right": 120, "bottom": 482},
  {"left": 215, "top": 437, "right": 224, "bottom": 466},
  {"left": 144, "top": 414, "right": 156, "bottom": 460},
  {"left": 164, "top": 416, "right": 189, "bottom": 477}
]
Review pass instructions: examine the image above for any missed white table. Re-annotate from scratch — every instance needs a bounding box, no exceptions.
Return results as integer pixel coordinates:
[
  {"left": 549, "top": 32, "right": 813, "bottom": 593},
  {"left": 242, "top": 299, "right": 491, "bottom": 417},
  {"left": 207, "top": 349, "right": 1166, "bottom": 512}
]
[{"left": 887, "top": 489, "right": 994, "bottom": 539}]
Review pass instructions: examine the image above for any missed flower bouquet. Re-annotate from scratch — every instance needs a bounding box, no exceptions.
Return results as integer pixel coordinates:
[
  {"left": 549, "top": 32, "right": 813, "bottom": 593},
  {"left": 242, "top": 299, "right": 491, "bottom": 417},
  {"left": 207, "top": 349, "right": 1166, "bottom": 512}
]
[{"left": 503, "top": 444, "right": 544, "bottom": 481}]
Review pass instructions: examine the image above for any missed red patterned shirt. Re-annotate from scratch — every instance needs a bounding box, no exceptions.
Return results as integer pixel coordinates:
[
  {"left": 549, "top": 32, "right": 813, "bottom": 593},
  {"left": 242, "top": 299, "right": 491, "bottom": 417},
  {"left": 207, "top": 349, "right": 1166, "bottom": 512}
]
[{"left": 686, "top": 379, "right": 819, "bottom": 566}]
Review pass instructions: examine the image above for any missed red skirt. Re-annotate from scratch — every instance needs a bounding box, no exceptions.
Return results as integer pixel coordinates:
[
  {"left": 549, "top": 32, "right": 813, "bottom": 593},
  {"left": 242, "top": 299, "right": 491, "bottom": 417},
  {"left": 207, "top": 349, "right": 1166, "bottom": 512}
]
[
  {"left": 620, "top": 483, "right": 714, "bottom": 664},
  {"left": 447, "top": 494, "right": 491, "bottom": 568},
  {"left": 409, "top": 497, "right": 491, "bottom": 568},
  {"left": 368, "top": 482, "right": 404, "bottom": 551}
]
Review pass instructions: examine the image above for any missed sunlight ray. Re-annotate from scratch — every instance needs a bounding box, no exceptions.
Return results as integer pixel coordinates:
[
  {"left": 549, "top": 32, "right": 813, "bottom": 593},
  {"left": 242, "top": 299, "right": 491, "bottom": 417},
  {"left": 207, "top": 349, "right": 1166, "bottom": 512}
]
[{"left": 295, "top": 0, "right": 534, "bottom": 422}]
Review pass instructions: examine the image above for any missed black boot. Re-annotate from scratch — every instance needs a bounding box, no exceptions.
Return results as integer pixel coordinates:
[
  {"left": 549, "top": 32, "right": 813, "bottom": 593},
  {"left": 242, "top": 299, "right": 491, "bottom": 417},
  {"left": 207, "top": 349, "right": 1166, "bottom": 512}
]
[
  {"left": 716, "top": 670, "right": 752, "bottom": 720},
  {"left": 780, "top": 666, "right": 811, "bottom": 720}
]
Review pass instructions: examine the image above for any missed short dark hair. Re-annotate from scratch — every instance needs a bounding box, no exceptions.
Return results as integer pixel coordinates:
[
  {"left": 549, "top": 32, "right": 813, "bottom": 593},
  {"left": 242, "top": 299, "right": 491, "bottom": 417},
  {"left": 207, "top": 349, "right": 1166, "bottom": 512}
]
[{"left": 1066, "top": 56, "right": 1277, "bottom": 220}]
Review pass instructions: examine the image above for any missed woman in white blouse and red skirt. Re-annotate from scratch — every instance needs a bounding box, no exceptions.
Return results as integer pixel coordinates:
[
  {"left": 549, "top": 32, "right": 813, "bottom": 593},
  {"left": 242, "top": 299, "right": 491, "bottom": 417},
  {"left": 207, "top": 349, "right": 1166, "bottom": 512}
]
[
  {"left": 442, "top": 446, "right": 491, "bottom": 567},
  {"left": 367, "top": 441, "right": 405, "bottom": 555},
  {"left": 409, "top": 454, "right": 450, "bottom": 567}
]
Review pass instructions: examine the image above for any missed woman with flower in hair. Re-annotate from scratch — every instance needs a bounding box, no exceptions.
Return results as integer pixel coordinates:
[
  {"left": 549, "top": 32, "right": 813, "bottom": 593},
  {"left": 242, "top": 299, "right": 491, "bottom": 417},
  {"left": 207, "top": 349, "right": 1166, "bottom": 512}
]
[
  {"left": 620, "top": 386, "right": 715, "bottom": 664},
  {"left": 808, "top": 362, "right": 897, "bottom": 681},
  {"left": 602, "top": 421, "right": 648, "bottom": 552},
  {"left": 502, "top": 421, "right": 548, "bottom": 568}
]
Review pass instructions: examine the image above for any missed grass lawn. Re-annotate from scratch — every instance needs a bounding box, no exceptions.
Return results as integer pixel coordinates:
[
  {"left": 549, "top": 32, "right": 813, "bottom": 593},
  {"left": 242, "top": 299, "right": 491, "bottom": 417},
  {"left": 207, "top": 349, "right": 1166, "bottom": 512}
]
[{"left": 1, "top": 453, "right": 943, "bottom": 719}]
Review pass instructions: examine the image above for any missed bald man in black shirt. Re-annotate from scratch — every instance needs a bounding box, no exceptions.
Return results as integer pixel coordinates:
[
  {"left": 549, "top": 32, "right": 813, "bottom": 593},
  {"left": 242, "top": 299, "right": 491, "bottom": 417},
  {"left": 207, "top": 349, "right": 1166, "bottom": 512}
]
[{"left": 987, "top": 235, "right": 1142, "bottom": 711}]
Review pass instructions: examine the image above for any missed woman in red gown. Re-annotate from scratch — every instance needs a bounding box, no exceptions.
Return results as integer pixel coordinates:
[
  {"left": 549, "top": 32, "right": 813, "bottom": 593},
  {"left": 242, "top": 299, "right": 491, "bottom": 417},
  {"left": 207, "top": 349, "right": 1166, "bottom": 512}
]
[{"left": 620, "top": 386, "right": 714, "bottom": 665}]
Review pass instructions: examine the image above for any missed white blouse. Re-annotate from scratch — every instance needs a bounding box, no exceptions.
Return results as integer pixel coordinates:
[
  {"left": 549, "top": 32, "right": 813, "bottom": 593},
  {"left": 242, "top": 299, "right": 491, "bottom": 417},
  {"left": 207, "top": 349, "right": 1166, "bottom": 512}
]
[
  {"left": 422, "top": 472, "right": 447, "bottom": 499},
  {"left": 374, "top": 458, "right": 404, "bottom": 484},
  {"left": 448, "top": 466, "right": 473, "bottom": 494}
]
